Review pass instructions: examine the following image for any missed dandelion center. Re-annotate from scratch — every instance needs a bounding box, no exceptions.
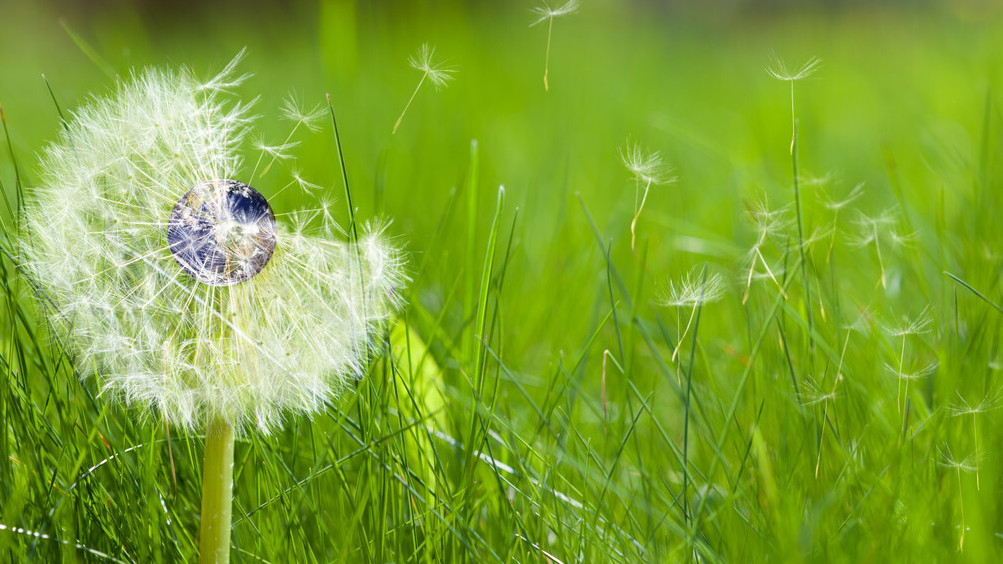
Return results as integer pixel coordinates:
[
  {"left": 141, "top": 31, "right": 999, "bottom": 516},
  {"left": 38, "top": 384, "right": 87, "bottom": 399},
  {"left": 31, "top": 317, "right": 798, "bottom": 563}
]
[{"left": 167, "top": 179, "right": 277, "bottom": 286}]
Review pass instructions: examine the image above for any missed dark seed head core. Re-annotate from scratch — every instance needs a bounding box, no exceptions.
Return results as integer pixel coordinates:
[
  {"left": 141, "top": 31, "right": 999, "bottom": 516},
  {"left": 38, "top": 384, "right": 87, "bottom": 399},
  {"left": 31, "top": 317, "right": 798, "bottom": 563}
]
[{"left": 167, "top": 179, "right": 277, "bottom": 286}]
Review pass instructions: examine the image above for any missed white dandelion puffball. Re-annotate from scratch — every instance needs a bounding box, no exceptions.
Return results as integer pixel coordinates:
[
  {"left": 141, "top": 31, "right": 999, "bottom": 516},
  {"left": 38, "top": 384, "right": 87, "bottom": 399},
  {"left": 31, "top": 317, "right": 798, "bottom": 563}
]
[{"left": 20, "top": 57, "right": 405, "bottom": 433}]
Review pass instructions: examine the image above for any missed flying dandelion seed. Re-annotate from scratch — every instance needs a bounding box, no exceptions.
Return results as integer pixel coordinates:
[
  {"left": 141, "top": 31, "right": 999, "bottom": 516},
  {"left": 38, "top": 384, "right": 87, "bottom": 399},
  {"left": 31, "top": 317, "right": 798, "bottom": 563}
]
[
  {"left": 619, "top": 140, "right": 675, "bottom": 250},
  {"left": 946, "top": 387, "right": 1002, "bottom": 491},
  {"left": 18, "top": 53, "right": 405, "bottom": 563},
  {"left": 530, "top": 0, "right": 579, "bottom": 91},
  {"left": 392, "top": 44, "right": 456, "bottom": 134},
  {"left": 659, "top": 268, "right": 726, "bottom": 365},
  {"left": 880, "top": 307, "right": 934, "bottom": 435},
  {"left": 938, "top": 445, "right": 976, "bottom": 552},
  {"left": 741, "top": 200, "right": 791, "bottom": 302},
  {"left": 851, "top": 208, "right": 899, "bottom": 289},
  {"left": 822, "top": 182, "right": 865, "bottom": 263},
  {"left": 767, "top": 54, "right": 821, "bottom": 156}
]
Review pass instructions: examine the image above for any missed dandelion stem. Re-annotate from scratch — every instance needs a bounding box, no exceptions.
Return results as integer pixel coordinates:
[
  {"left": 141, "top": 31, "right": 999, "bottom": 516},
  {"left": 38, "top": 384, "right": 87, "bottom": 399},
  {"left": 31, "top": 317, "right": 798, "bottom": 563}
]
[
  {"left": 897, "top": 336, "right": 905, "bottom": 413},
  {"left": 973, "top": 414, "right": 980, "bottom": 491},
  {"left": 393, "top": 74, "right": 426, "bottom": 135},
  {"left": 789, "top": 82, "right": 796, "bottom": 156},
  {"left": 816, "top": 331, "right": 851, "bottom": 478},
  {"left": 630, "top": 179, "right": 652, "bottom": 250},
  {"left": 199, "top": 418, "right": 234, "bottom": 564},
  {"left": 543, "top": 17, "right": 554, "bottom": 91},
  {"left": 958, "top": 466, "right": 966, "bottom": 552},
  {"left": 674, "top": 310, "right": 682, "bottom": 385},
  {"left": 875, "top": 232, "right": 886, "bottom": 288},
  {"left": 671, "top": 304, "right": 698, "bottom": 362},
  {"left": 790, "top": 119, "right": 814, "bottom": 353}
]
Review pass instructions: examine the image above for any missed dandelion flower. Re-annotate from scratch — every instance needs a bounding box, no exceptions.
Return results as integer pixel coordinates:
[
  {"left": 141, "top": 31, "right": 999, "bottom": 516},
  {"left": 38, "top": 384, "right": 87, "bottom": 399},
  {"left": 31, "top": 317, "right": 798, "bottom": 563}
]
[
  {"left": 21, "top": 57, "right": 403, "bottom": 434},
  {"left": 18, "top": 55, "right": 405, "bottom": 562}
]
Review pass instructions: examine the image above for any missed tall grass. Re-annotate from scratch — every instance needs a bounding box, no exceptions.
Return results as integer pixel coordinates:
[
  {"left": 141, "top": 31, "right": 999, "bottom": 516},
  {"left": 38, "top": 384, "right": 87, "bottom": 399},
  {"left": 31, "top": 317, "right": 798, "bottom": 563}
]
[{"left": 3, "top": 1, "right": 1003, "bottom": 561}]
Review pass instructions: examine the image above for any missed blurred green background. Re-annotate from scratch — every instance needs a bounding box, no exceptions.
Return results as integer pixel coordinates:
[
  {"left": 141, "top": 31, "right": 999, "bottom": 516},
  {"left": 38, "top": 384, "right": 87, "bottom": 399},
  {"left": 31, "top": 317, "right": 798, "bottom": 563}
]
[
  {"left": 3, "top": 1, "right": 1002, "bottom": 351},
  {"left": 4, "top": 0, "right": 1003, "bottom": 562}
]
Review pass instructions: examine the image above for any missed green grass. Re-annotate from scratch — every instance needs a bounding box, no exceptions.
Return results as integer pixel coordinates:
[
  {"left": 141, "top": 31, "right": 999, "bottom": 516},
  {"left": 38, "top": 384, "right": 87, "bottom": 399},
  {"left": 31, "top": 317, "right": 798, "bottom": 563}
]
[{"left": 3, "top": 0, "right": 1003, "bottom": 561}]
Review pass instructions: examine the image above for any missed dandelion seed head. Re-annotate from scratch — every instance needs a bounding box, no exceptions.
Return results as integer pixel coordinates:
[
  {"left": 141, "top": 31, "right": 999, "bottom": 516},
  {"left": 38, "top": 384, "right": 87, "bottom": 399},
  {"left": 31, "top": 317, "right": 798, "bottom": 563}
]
[
  {"left": 937, "top": 445, "right": 977, "bottom": 473},
  {"left": 946, "top": 388, "right": 1003, "bottom": 417},
  {"left": 619, "top": 141, "right": 674, "bottom": 187},
  {"left": 280, "top": 94, "right": 326, "bottom": 132},
  {"left": 408, "top": 44, "right": 456, "bottom": 91},
  {"left": 745, "top": 201, "right": 792, "bottom": 247},
  {"left": 881, "top": 307, "right": 934, "bottom": 337},
  {"left": 659, "top": 269, "right": 727, "bottom": 308},
  {"left": 802, "top": 374, "right": 838, "bottom": 406},
  {"left": 19, "top": 56, "right": 406, "bottom": 434},
  {"left": 767, "top": 54, "right": 822, "bottom": 82},
  {"left": 530, "top": 0, "right": 580, "bottom": 26},
  {"left": 883, "top": 361, "right": 938, "bottom": 382},
  {"left": 851, "top": 209, "right": 898, "bottom": 243},
  {"left": 823, "top": 182, "right": 865, "bottom": 212},
  {"left": 890, "top": 229, "right": 918, "bottom": 248}
]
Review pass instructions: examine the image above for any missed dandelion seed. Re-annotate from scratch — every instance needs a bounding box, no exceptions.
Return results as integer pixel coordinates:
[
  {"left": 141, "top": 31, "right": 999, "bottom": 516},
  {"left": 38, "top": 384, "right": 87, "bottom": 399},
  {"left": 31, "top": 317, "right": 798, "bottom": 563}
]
[
  {"left": 392, "top": 44, "right": 456, "bottom": 134},
  {"left": 530, "top": 0, "right": 579, "bottom": 91},
  {"left": 254, "top": 138, "right": 299, "bottom": 161},
  {"left": 881, "top": 307, "right": 934, "bottom": 424},
  {"left": 766, "top": 54, "right": 822, "bottom": 82},
  {"left": 947, "top": 387, "right": 1002, "bottom": 491},
  {"left": 938, "top": 444, "right": 976, "bottom": 552},
  {"left": 767, "top": 54, "right": 820, "bottom": 156},
  {"left": 815, "top": 330, "right": 852, "bottom": 478},
  {"left": 823, "top": 182, "right": 865, "bottom": 212},
  {"left": 290, "top": 170, "right": 325, "bottom": 197},
  {"left": 280, "top": 94, "right": 327, "bottom": 133},
  {"left": 799, "top": 170, "right": 834, "bottom": 188},
  {"left": 890, "top": 229, "right": 918, "bottom": 248},
  {"left": 946, "top": 388, "right": 1003, "bottom": 417},
  {"left": 851, "top": 209, "right": 899, "bottom": 289},
  {"left": 660, "top": 270, "right": 727, "bottom": 308},
  {"left": 823, "top": 182, "right": 864, "bottom": 263},
  {"left": 882, "top": 306, "right": 934, "bottom": 337},
  {"left": 883, "top": 361, "right": 938, "bottom": 382},
  {"left": 741, "top": 201, "right": 791, "bottom": 302},
  {"left": 802, "top": 374, "right": 839, "bottom": 407},
  {"left": 619, "top": 140, "right": 675, "bottom": 249},
  {"left": 659, "top": 268, "right": 726, "bottom": 364}
]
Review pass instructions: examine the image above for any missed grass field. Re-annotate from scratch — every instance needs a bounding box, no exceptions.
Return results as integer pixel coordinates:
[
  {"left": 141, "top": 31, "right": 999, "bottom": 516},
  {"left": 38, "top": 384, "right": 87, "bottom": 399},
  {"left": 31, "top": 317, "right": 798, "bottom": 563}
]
[{"left": 3, "top": 0, "right": 1003, "bottom": 561}]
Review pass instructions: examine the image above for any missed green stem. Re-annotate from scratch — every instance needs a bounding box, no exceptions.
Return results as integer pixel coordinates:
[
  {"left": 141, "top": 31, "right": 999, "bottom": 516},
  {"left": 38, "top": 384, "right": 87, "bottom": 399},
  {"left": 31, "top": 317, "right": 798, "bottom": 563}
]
[
  {"left": 199, "top": 418, "right": 234, "bottom": 564},
  {"left": 791, "top": 118, "right": 814, "bottom": 355}
]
